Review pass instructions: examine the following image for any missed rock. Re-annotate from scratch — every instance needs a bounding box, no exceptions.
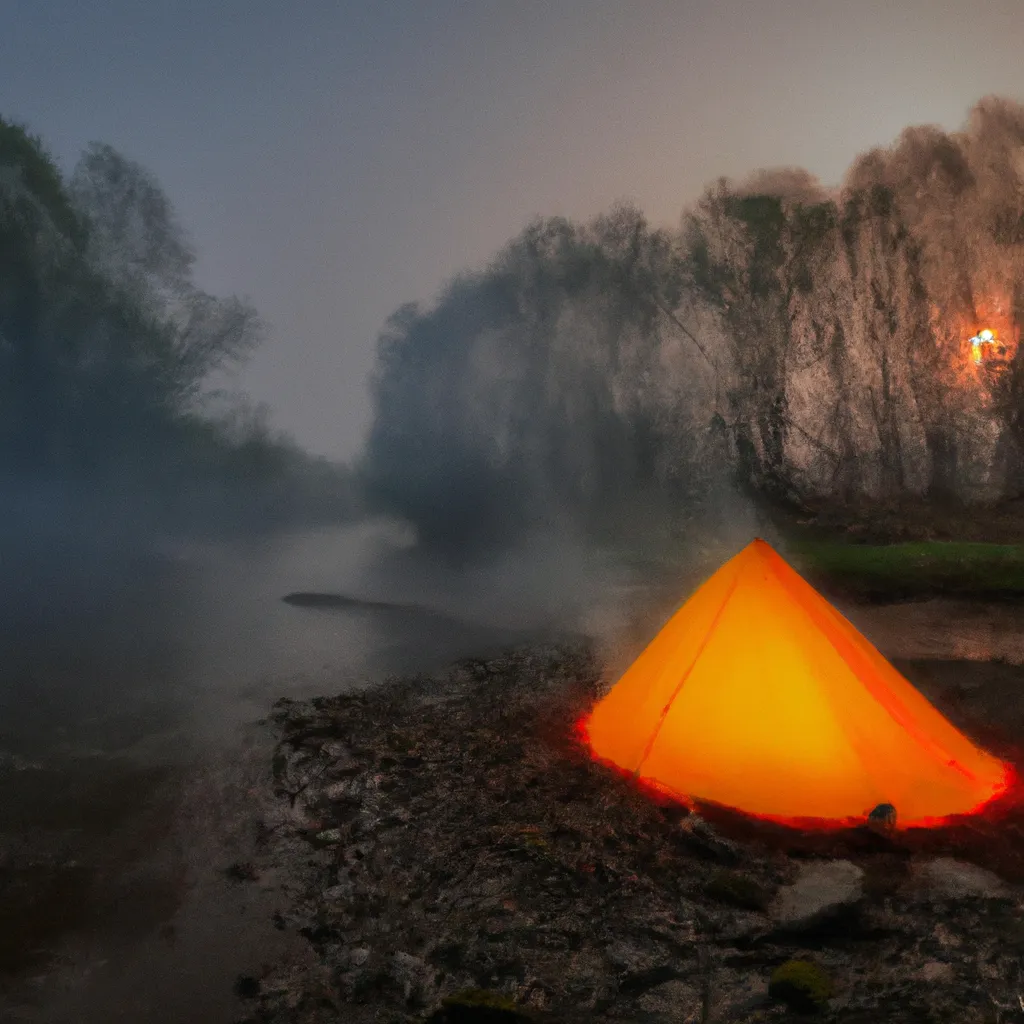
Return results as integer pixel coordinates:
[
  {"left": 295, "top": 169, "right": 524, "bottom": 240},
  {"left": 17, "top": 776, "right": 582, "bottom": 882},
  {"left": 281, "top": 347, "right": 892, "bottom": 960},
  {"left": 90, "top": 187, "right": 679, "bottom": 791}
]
[
  {"left": 712, "top": 909, "right": 769, "bottom": 943},
  {"left": 322, "top": 883, "right": 353, "bottom": 902},
  {"left": 390, "top": 951, "right": 434, "bottom": 1006},
  {"left": 348, "top": 947, "right": 371, "bottom": 967},
  {"left": 618, "top": 964, "right": 685, "bottom": 996},
  {"left": 915, "top": 961, "right": 955, "bottom": 983},
  {"left": 675, "top": 815, "right": 741, "bottom": 864},
  {"left": 603, "top": 940, "right": 662, "bottom": 974},
  {"left": 769, "top": 859, "right": 864, "bottom": 931},
  {"left": 910, "top": 858, "right": 1011, "bottom": 900},
  {"left": 634, "top": 979, "right": 701, "bottom": 1019},
  {"left": 703, "top": 868, "right": 771, "bottom": 911},
  {"left": 867, "top": 802, "right": 898, "bottom": 833},
  {"left": 321, "top": 741, "right": 352, "bottom": 761},
  {"left": 314, "top": 828, "right": 344, "bottom": 845},
  {"left": 322, "top": 780, "right": 354, "bottom": 801}
]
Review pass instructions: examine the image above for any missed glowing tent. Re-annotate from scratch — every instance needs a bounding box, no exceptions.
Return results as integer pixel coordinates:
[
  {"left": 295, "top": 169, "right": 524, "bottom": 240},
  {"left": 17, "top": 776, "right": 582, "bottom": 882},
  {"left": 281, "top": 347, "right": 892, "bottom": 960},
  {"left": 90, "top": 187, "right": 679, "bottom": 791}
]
[{"left": 583, "top": 539, "right": 1012, "bottom": 827}]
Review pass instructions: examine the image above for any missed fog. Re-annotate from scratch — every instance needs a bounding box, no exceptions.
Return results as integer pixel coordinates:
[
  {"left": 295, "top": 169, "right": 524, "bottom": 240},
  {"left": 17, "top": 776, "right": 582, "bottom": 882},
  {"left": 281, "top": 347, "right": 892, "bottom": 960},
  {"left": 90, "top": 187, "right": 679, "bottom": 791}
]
[
  {"left": 5, "top": 39, "right": 1024, "bottom": 1018},
  {"left": 358, "top": 96, "right": 1024, "bottom": 564}
]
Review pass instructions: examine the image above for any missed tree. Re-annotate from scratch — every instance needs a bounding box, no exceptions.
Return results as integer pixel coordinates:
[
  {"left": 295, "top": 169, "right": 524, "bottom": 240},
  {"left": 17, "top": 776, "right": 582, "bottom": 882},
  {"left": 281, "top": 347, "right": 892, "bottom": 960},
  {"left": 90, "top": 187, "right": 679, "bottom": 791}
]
[{"left": 69, "top": 143, "right": 262, "bottom": 411}]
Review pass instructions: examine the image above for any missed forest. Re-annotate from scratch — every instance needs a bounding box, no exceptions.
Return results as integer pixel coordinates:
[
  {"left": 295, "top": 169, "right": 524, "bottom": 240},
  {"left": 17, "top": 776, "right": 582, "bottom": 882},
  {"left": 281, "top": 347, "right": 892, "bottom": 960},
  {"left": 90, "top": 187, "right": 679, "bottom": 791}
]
[
  {"left": 7, "top": 99, "right": 1024, "bottom": 559},
  {"left": 361, "top": 96, "right": 1024, "bottom": 554},
  {"left": 0, "top": 117, "right": 358, "bottom": 547}
]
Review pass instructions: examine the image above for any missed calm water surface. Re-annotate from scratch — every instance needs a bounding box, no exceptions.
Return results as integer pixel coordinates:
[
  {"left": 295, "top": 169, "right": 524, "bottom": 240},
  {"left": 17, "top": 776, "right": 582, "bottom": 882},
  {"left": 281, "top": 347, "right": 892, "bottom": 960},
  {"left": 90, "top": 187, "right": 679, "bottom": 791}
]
[{"left": 0, "top": 520, "right": 632, "bottom": 1023}]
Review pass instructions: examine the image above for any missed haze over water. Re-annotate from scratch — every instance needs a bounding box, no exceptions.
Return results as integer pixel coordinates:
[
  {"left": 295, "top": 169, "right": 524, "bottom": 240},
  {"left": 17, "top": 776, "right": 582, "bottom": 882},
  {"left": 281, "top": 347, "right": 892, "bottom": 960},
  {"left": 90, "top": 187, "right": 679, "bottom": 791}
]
[{"left": 0, "top": 519, "right": 641, "bottom": 1022}]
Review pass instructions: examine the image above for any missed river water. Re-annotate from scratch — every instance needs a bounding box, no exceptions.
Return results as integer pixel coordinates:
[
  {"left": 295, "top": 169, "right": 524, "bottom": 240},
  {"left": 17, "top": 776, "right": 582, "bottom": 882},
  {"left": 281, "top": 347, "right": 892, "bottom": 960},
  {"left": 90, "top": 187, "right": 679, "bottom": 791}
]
[
  {"left": 0, "top": 519, "right": 640, "bottom": 1023},
  {"left": 3, "top": 522, "right": 1024, "bottom": 1022}
]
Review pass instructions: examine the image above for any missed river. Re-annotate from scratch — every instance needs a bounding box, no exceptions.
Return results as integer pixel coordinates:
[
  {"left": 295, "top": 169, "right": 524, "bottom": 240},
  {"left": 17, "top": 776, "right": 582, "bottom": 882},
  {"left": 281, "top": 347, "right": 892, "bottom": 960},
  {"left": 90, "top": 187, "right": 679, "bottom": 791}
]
[{"left": 0, "top": 519, "right": 636, "bottom": 1023}]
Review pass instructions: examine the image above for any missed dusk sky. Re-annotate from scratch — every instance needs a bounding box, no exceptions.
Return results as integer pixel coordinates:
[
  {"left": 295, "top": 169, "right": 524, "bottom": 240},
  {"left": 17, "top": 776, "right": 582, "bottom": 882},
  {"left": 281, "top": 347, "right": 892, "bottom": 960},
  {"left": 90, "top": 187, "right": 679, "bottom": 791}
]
[{"left": 3, "top": 0, "right": 1023, "bottom": 459}]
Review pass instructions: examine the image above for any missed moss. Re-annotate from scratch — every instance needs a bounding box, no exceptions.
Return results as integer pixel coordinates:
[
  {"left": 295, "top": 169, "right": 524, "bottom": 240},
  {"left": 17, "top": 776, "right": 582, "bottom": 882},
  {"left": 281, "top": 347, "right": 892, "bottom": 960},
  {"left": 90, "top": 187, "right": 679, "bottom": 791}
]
[
  {"left": 704, "top": 869, "right": 770, "bottom": 911},
  {"left": 426, "top": 988, "right": 528, "bottom": 1024},
  {"left": 444, "top": 989, "right": 518, "bottom": 1010},
  {"left": 790, "top": 539, "right": 1024, "bottom": 599},
  {"left": 519, "top": 827, "right": 548, "bottom": 851},
  {"left": 768, "top": 959, "right": 832, "bottom": 1013}
]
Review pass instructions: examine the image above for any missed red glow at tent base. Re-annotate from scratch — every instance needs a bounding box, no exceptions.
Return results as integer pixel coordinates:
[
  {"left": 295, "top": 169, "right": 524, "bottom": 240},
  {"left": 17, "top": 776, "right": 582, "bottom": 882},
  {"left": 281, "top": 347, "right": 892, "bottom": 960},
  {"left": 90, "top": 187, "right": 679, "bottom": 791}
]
[{"left": 575, "top": 713, "right": 1023, "bottom": 832}]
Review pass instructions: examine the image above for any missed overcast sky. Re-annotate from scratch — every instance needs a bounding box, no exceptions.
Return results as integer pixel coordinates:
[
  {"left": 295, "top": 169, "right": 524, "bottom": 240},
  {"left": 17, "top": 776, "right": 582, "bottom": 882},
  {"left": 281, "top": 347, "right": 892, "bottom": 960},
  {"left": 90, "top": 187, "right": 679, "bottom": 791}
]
[{"left": 3, "top": 0, "right": 1023, "bottom": 458}]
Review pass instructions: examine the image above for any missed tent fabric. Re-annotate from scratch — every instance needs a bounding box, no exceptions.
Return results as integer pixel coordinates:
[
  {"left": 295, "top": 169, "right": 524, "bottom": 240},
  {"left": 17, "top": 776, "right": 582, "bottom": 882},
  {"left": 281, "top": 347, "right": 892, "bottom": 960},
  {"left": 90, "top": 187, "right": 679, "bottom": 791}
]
[{"left": 584, "top": 538, "right": 1011, "bottom": 826}]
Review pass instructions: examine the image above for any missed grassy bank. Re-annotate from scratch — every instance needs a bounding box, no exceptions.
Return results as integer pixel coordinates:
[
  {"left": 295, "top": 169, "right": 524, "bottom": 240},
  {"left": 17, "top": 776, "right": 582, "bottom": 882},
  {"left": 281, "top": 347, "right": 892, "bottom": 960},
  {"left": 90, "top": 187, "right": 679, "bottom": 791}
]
[{"left": 789, "top": 540, "right": 1024, "bottom": 602}]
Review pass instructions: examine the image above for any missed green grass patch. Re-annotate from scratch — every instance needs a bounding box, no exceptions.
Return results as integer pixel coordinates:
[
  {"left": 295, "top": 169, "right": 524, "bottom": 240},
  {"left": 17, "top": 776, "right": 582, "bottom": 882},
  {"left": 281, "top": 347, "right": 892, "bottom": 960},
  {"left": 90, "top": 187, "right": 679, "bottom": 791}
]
[{"left": 788, "top": 540, "right": 1024, "bottom": 600}]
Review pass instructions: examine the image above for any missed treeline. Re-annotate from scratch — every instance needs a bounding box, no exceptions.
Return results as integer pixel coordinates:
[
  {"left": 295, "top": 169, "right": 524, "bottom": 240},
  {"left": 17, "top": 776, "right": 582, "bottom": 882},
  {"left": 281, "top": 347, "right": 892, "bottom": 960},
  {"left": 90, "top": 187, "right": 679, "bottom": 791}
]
[
  {"left": 0, "top": 117, "right": 358, "bottom": 544},
  {"left": 360, "top": 96, "right": 1024, "bottom": 553}
]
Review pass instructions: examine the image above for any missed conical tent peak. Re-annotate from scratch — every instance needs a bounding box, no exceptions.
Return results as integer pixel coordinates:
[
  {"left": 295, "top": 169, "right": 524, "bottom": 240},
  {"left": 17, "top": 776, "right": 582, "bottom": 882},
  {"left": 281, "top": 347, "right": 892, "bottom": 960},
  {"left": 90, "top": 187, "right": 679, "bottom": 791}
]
[{"left": 584, "top": 539, "right": 1011, "bottom": 827}]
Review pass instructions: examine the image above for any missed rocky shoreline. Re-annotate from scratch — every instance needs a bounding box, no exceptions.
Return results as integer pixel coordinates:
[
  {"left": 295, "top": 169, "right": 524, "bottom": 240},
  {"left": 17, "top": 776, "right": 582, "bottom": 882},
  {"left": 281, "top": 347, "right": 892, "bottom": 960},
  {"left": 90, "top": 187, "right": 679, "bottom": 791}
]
[{"left": 236, "top": 642, "right": 1024, "bottom": 1023}]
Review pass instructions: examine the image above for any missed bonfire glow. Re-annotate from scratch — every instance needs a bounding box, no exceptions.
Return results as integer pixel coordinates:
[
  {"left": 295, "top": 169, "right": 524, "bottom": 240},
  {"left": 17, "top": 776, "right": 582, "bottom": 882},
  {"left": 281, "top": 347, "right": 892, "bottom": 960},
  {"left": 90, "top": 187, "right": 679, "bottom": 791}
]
[{"left": 583, "top": 539, "right": 1014, "bottom": 830}]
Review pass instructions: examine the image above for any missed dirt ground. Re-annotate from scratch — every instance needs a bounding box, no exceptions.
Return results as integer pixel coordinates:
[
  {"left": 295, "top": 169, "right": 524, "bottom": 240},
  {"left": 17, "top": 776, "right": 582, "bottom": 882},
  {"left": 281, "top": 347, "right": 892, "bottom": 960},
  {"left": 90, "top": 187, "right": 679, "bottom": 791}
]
[{"left": 234, "top": 635, "right": 1024, "bottom": 1024}]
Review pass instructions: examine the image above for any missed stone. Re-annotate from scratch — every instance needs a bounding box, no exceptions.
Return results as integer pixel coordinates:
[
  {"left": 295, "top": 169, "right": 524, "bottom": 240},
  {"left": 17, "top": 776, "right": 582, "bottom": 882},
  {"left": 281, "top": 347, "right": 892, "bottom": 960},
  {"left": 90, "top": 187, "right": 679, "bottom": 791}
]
[
  {"left": 867, "top": 802, "right": 898, "bottom": 833},
  {"left": 634, "top": 979, "right": 701, "bottom": 1020},
  {"left": 911, "top": 858, "right": 1010, "bottom": 900},
  {"left": 348, "top": 947, "right": 371, "bottom": 967},
  {"left": 322, "top": 780, "right": 354, "bottom": 802},
  {"left": 770, "top": 859, "right": 865, "bottom": 930},
  {"left": 676, "top": 814, "right": 741, "bottom": 864},
  {"left": 390, "top": 951, "right": 434, "bottom": 1006},
  {"left": 313, "top": 828, "right": 344, "bottom": 845},
  {"left": 603, "top": 940, "right": 661, "bottom": 974},
  {"left": 916, "top": 961, "right": 954, "bottom": 983}
]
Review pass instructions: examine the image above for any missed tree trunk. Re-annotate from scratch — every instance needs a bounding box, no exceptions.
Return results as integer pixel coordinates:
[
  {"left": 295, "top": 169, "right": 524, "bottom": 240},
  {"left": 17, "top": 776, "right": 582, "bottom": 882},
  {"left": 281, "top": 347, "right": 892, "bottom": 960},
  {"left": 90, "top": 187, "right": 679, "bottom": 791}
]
[{"left": 923, "top": 426, "right": 959, "bottom": 504}]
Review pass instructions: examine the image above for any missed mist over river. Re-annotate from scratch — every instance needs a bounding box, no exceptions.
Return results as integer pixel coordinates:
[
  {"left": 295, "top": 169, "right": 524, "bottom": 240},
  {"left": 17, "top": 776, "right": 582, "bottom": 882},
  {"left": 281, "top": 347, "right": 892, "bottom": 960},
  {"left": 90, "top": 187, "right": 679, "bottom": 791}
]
[{"left": 0, "top": 519, "right": 639, "bottom": 1023}]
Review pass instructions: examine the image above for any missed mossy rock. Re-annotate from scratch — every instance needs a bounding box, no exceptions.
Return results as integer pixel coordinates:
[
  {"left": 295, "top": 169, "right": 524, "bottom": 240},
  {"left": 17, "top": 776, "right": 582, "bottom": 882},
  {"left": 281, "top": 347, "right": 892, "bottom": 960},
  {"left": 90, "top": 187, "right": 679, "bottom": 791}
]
[
  {"left": 704, "top": 869, "right": 770, "bottom": 911},
  {"left": 768, "top": 959, "right": 832, "bottom": 1013},
  {"left": 425, "top": 988, "right": 530, "bottom": 1024}
]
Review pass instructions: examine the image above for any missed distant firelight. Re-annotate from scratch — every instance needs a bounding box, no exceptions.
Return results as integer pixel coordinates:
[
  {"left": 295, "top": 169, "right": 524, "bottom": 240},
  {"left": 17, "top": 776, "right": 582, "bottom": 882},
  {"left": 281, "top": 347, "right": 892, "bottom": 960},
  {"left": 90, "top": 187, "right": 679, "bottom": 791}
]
[{"left": 970, "top": 328, "right": 998, "bottom": 364}]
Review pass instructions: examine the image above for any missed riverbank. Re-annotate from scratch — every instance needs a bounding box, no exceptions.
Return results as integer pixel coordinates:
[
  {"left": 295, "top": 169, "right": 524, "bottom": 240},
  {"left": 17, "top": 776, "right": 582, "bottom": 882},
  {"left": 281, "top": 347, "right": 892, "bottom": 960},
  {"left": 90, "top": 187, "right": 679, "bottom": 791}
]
[{"left": 238, "top": 641, "right": 1024, "bottom": 1024}]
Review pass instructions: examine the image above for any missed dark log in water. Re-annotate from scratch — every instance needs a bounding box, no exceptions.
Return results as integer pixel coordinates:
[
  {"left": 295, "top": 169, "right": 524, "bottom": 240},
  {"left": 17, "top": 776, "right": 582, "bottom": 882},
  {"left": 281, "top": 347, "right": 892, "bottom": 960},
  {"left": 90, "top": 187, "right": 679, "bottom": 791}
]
[
  {"left": 280, "top": 592, "right": 526, "bottom": 637},
  {"left": 282, "top": 591, "right": 425, "bottom": 613}
]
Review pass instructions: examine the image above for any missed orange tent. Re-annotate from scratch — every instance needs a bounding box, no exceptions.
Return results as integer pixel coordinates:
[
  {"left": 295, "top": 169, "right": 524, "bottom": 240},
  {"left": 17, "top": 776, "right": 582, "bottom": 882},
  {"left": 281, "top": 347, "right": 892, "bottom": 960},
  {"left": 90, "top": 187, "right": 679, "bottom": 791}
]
[{"left": 583, "top": 538, "right": 1012, "bottom": 827}]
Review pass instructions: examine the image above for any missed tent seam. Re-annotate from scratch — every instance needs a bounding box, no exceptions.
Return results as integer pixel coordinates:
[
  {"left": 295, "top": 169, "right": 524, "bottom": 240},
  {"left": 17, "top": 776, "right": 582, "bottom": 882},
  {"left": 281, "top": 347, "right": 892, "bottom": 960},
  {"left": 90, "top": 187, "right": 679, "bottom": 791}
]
[{"left": 633, "top": 565, "right": 742, "bottom": 779}]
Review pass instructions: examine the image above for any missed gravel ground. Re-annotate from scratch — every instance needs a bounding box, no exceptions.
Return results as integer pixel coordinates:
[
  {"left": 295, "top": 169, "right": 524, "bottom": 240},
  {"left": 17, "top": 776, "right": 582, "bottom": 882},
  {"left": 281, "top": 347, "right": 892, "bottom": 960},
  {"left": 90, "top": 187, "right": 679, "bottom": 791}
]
[{"left": 234, "top": 641, "right": 1024, "bottom": 1024}]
